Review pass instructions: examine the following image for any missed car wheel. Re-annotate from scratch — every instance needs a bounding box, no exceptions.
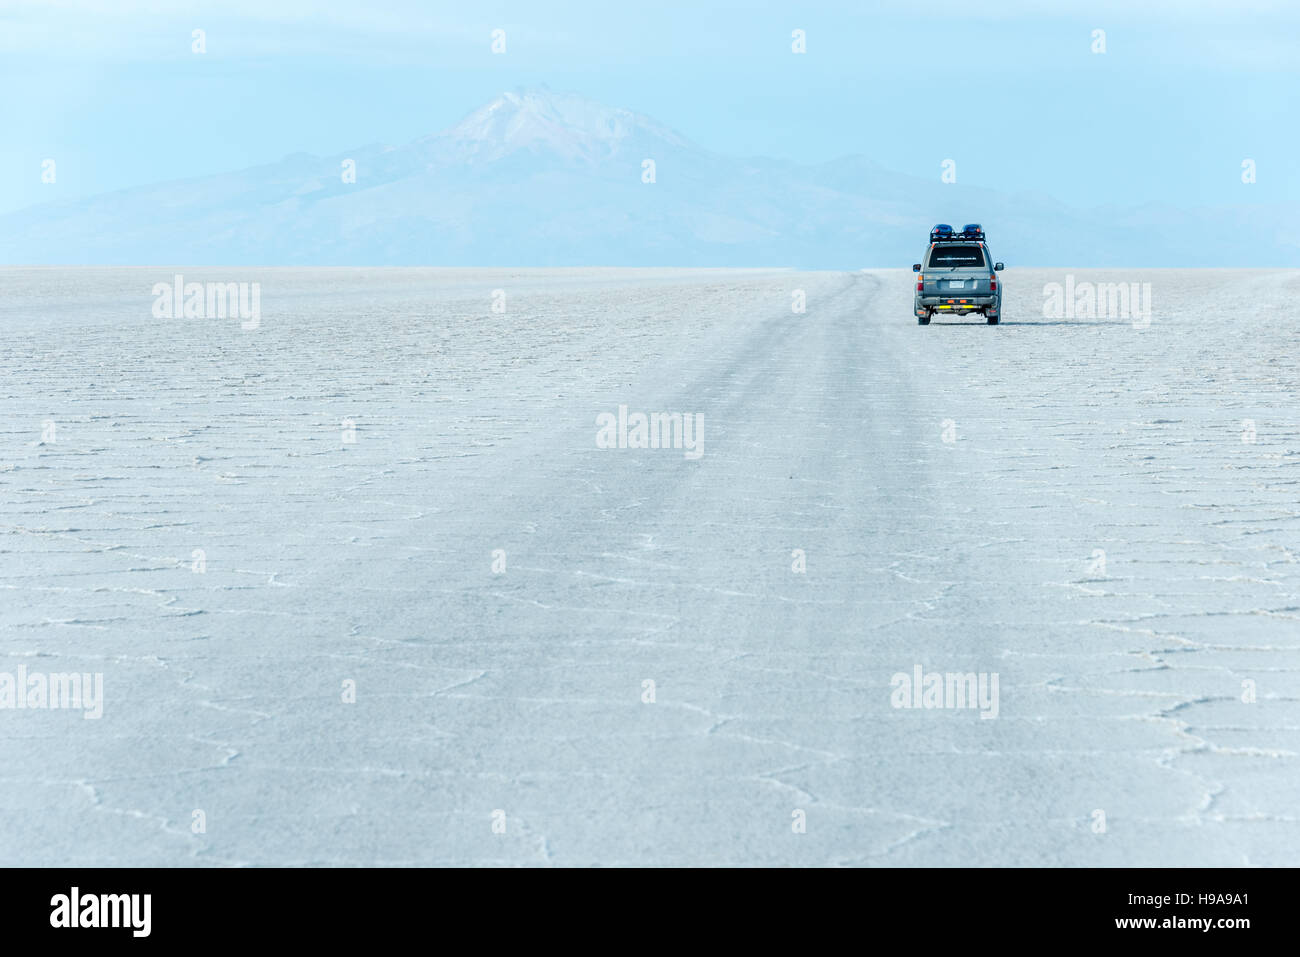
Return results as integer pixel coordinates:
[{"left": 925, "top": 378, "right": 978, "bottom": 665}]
[
  {"left": 986, "top": 314, "right": 999, "bottom": 325},
  {"left": 917, "top": 314, "right": 930, "bottom": 325}
]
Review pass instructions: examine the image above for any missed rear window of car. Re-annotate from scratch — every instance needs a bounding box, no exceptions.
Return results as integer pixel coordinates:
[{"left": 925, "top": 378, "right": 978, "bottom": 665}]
[{"left": 928, "top": 245, "right": 985, "bottom": 268}]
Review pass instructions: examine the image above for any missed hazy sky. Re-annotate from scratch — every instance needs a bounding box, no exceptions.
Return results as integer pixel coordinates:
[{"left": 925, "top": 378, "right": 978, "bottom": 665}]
[{"left": 2, "top": 0, "right": 1296, "bottom": 214}]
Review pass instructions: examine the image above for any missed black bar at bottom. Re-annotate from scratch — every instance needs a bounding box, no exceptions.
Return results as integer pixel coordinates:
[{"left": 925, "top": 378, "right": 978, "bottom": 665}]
[{"left": 0, "top": 866, "right": 1280, "bottom": 945}]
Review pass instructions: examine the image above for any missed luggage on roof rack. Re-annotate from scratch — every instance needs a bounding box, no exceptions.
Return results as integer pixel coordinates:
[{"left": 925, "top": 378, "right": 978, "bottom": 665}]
[{"left": 930, "top": 223, "right": 986, "bottom": 242}]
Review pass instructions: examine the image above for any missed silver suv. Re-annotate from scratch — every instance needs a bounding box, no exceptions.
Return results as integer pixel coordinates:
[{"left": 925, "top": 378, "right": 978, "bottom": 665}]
[{"left": 913, "top": 224, "right": 1004, "bottom": 325}]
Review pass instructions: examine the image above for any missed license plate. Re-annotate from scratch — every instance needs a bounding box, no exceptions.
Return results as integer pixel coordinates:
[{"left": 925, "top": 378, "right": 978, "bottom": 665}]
[{"left": 948, "top": 280, "right": 965, "bottom": 289}]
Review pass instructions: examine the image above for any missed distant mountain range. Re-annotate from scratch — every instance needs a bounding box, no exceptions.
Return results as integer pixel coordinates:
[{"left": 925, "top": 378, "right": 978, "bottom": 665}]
[{"left": 2, "top": 88, "right": 1295, "bottom": 267}]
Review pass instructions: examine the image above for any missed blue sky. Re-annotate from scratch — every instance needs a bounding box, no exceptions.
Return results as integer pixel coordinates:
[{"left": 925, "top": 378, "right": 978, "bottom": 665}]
[{"left": 2, "top": 0, "right": 1297, "bottom": 215}]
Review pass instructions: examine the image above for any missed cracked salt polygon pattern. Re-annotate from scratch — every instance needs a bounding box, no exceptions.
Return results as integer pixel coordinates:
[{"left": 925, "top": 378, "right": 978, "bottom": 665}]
[{"left": 1, "top": 267, "right": 1297, "bottom": 865}]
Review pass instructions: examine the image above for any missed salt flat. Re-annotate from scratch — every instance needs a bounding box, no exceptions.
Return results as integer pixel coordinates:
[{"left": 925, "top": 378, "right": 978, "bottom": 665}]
[{"left": 1, "top": 266, "right": 1297, "bottom": 866}]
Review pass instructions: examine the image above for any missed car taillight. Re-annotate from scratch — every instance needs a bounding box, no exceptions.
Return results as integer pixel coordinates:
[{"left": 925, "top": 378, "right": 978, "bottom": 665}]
[
  {"left": 916, "top": 274, "right": 924, "bottom": 292},
  {"left": 989, "top": 276, "right": 997, "bottom": 291}
]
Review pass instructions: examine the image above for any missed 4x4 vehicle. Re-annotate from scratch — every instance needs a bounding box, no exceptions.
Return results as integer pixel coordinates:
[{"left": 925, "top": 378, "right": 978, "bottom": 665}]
[{"left": 913, "top": 224, "right": 1004, "bottom": 325}]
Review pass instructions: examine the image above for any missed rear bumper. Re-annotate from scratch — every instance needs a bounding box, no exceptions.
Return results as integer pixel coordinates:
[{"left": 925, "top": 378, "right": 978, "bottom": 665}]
[
  {"left": 916, "top": 294, "right": 999, "bottom": 315},
  {"left": 917, "top": 295, "right": 997, "bottom": 306}
]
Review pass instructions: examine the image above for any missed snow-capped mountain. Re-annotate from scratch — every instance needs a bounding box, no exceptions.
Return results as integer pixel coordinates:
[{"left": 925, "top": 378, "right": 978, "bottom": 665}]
[
  {"left": 0, "top": 88, "right": 1294, "bottom": 266},
  {"left": 424, "top": 88, "right": 698, "bottom": 166}
]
